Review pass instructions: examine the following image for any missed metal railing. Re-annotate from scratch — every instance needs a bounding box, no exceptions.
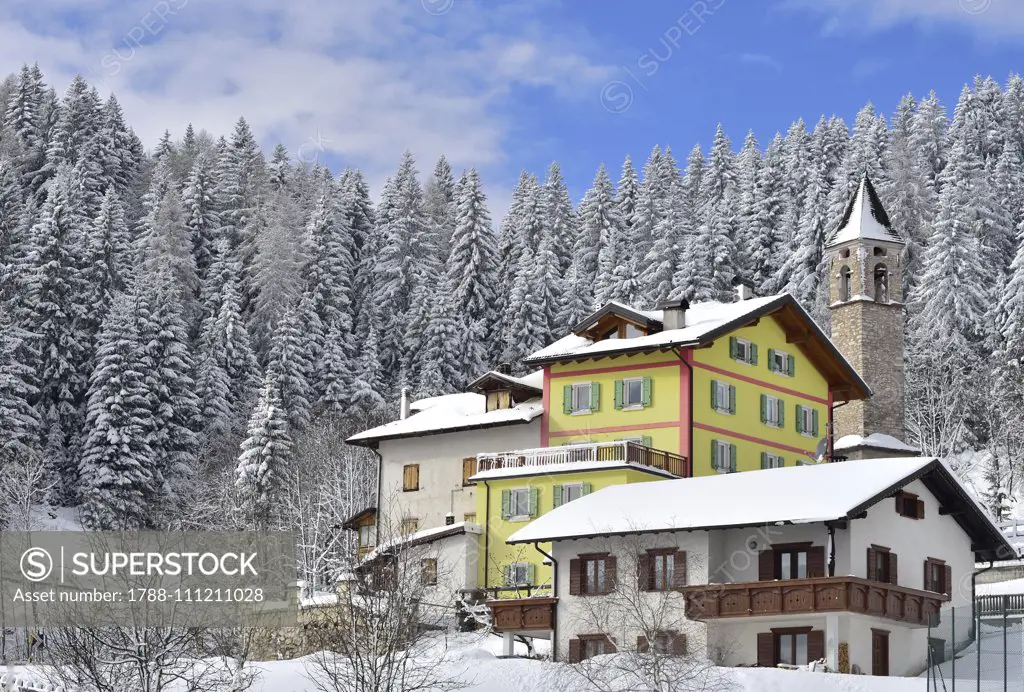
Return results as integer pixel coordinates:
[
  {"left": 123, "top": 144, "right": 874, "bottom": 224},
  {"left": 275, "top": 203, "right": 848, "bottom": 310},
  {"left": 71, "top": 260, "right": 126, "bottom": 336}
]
[{"left": 476, "top": 440, "right": 689, "bottom": 477}]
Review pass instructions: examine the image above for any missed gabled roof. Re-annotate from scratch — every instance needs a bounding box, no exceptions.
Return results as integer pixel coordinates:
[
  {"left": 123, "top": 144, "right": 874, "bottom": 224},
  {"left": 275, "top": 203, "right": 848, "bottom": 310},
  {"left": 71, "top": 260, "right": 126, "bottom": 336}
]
[
  {"left": 507, "top": 457, "right": 1015, "bottom": 562},
  {"left": 826, "top": 175, "right": 903, "bottom": 247},
  {"left": 466, "top": 369, "right": 543, "bottom": 397},
  {"left": 341, "top": 507, "right": 376, "bottom": 530},
  {"left": 524, "top": 293, "right": 871, "bottom": 402},
  {"left": 571, "top": 301, "right": 664, "bottom": 336},
  {"left": 362, "top": 521, "right": 483, "bottom": 564}
]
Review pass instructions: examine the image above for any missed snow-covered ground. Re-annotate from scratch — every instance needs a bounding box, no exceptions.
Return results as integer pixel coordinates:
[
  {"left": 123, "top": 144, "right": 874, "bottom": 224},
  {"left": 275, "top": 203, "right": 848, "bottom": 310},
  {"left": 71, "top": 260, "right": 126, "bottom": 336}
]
[{"left": 923, "top": 622, "right": 1024, "bottom": 691}]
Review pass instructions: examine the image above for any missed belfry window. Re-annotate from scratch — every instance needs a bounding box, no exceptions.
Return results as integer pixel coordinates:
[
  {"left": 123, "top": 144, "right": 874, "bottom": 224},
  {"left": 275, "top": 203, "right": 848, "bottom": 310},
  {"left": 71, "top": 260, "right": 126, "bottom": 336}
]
[
  {"left": 838, "top": 266, "right": 852, "bottom": 302},
  {"left": 874, "top": 265, "right": 889, "bottom": 303}
]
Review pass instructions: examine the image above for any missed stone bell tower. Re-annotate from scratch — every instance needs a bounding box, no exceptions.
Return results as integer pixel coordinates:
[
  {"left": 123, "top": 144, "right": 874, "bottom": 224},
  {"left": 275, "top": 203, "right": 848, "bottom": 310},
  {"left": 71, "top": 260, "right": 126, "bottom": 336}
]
[{"left": 826, "top": 175, "right": 916, "bottom": 460}]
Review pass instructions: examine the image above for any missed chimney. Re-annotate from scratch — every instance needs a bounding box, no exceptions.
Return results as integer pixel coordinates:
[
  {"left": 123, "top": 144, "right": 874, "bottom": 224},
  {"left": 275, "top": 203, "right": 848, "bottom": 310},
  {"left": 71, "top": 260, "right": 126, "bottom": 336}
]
[
  {"left": 399, "top": 387, "right": 411, "bottom": 420},
  {"left": 445, "top": 512, "right": 455, "bottom": 526},
  {"left": 498, "top": 362, "right": 512, "bottom": 375},
  {"left": 655, "top": 298, "right": 689, "bottom": 331},
  {"left": 734, "top": 280, "right": 754, "bottom": 301}
]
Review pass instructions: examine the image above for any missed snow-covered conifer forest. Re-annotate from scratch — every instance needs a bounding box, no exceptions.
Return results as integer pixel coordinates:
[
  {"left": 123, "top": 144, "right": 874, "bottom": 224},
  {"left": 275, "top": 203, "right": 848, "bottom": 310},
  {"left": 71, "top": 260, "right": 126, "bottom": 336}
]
[{"left": 1, "top": 65, "right": 1023, "bottom": 550}]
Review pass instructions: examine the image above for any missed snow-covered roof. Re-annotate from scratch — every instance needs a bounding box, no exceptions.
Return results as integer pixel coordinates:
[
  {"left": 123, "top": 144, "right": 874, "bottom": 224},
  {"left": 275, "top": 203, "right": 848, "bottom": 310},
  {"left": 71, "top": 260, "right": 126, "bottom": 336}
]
[
  {"left": 347, "top": 393, "right": 543, "bottom": 447},
  {"left": 363, "top": 521, "right": 482, "bottom": 563},
  {"left": 470, "top": 460, "right": 679, "bottom": 482},
  {"left": 466, "top": 369, "right": 544, "bottom": 394},
  {"left": 508, "top": 457, "right": 1009, "bottom": 557},
  {"left": 527, "top": 294, "right": 784, "bottom": 363},
  {"left": 976, "top": 578, "right": 1024, "bottom": 597},
  {"left": 833, "top": 433, "right": 920, "bottom": 454},
  {"left": 826, "top": 175, "right": 903, "bottom": 247}
]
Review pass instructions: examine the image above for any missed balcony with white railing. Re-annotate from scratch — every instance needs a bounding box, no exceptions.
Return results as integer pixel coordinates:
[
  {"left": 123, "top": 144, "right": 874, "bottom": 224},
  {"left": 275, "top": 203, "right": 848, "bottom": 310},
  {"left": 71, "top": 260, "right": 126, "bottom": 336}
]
[{"left": 476, "top": 440, "right": 689, "bottom": 478}]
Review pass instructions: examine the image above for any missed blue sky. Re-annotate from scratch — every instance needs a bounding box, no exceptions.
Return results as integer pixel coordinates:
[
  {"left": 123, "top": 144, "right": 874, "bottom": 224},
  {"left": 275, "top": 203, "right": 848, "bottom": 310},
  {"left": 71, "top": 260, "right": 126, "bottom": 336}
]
[{"left": 1, "top": 0, "right": 1023, "bottom": 213}]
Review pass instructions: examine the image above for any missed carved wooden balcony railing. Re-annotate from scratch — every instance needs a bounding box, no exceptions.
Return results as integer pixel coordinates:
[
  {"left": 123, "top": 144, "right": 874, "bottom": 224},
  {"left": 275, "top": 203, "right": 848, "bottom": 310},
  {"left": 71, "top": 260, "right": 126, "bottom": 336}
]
[
  {"left": 681, "top": 576, "right": 947, "bottom": 627},
  {"left": 488, "top": 597, "right": 558, "bottom": 632},
  {"left": 477, "top": 441, "right": 689, "bottom": 478}
]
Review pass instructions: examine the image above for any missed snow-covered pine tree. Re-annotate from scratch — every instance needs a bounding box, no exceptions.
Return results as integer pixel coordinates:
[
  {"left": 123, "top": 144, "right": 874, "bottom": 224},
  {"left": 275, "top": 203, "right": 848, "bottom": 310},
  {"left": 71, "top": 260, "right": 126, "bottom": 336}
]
[
  {"left": 733, "top": 130, "right": 761, "bottom": 279},
  {"left": 250, "top": 189, "right": 305, "bottom": 356},
  {"left": 267, "top": 307, "right": 313, "bottom": 432},
  {"left": 44, "top": 75, "right": 101, "bottom": 171},
  {"left": 616, "top": 155, "right": 640, "bottom": 252},
  {"left": 424, "top": 155, "right": 456, "bottom": 263},
  {"left": 338, "top": 168, "right": 376, "bottom": 330},
  {"left": 182, "top": 151, "right": 221, "bottom": 283},
  {"left": 748, "top": 134, "right": 785, "bottom": 292},
  {"left": 496, "top": 171, "right": 533, "bottom": 322},
  {"left": 348, "top": 323, "right": 387, "bottom": 421},
  {"left": 317, "top": 324, "right": 350, "bottom": 415},
  {"left": 542, "top": 162, "right": 578, "bottom": 274},
  {"left": 85, "top": 188, "right": 131, "bottom": 323},
  {"left": 556, "top": 259, "right": 591, "bottom": 329},
  {"left": 415, "top": 275, "right": 464, "bottom": 396},
  {"left": 235, "top": 373, "right": 291, "bottom": 528},
  {"left": 0, "top": 316, "right": 40, "bottom": 468},
  {"left": 576, "top": 164, "right": 624, "bottom": 300}
]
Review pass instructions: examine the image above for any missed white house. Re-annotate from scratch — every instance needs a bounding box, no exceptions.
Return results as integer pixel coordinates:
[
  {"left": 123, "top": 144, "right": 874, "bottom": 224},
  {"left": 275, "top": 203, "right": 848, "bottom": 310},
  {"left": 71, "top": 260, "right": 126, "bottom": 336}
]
[{"left": 506, "top": 457, "right": 1011, "bottom": 677}]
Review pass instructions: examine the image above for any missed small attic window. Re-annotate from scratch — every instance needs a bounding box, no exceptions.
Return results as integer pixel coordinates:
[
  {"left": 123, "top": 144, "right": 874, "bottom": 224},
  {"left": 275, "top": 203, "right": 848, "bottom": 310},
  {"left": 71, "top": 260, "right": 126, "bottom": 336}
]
[
  {"left": 602, "top": 326, "right": 619, "bottom": 340},
  {"left": 624, "top": 323, "right": 644, "bottom": 338},
  {"left": 873, "top": 247, "right": 886, "bottom": 257},
  {"left": 486, "top": 390, "right": 512, "bottom": 412},
  {"left": 839, "top": 248, "right": 850, "bottom": 259}
]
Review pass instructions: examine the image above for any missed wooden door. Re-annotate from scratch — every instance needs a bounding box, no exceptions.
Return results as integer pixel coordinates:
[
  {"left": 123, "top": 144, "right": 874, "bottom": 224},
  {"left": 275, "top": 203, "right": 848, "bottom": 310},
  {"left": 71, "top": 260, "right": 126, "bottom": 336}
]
[{"left": 871, "top": 630, "right": 889, "bottom": 676}]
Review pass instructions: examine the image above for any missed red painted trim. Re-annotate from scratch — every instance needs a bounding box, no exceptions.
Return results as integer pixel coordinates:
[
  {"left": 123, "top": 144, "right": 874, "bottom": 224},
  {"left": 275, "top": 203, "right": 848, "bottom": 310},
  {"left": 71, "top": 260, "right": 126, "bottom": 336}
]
[
  {"left": 549, "top": 421, "right": 680, "bottom": 438},
  {"left": 541, "top": 366, "right": 551, "bottom": 447},
  {"left": 691, "top": 361, "right": 829, "bottom": 405},
  {"left": 680, "top": 350, "right": 692, "bottom": 476},
  {"left": 548, "top": 361, "right": 681, "bottom": 379},
  {"left": 827, "top": 390, "right": 834, "bottom": 461},
  {"left": 693, "top": 422, "right": 816, "bottom": 457}
]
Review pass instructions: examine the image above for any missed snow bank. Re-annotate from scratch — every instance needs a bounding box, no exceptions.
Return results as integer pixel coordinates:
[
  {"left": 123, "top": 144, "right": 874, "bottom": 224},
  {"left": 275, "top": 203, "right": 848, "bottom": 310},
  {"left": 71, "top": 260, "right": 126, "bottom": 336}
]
[{"left": 834, "top": 433, "right": 919, "bottom": 453}]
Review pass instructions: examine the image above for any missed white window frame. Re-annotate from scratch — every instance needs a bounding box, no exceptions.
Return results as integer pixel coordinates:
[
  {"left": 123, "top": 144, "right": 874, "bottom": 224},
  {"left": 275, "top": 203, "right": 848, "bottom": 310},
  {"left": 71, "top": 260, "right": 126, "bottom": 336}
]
[
  {"left": 798, "top": 406, "right": 815, "bottom": 437},
  {"left": 561, "top": 483, "right": 585, "bottom": 504},
  {"left": 763, "top": 453, "right": 784, "bottom": 469},
  {"left": 584, "top": 637, "right": 607, "bottom": 659},
  {"left": 764, "top": 395, "right": 783, "bottom": 427},
  {"left": 622, "top": 377, "right": 644, "bottom": 409},
  {"left": 713, "top": 381, "right": 732, "bottom": 414},
  {"left": 570, "top": 382, "right": 593, "bottom": 414},
  {"left": 771, "top": 349, "right": 789, "bottom": 375},
  {"left": 713, "top": 440, "right": 733, "bottom": 474},
  {"left": 733, "top": 338, "right": 752, "bottom": 364},
  {"left": 508, "top": 488, "right": 531, "bottom": 521},
  {"left": 506, "top": 562, "right": 531, "bottom": 587}
]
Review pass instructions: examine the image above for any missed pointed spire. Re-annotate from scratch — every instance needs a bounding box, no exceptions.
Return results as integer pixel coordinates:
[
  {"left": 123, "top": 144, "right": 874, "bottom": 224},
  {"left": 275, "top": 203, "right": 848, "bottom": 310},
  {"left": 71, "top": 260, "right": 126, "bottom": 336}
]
[{"left": 826, "top": 174, "right": 902, "bottom": 247}]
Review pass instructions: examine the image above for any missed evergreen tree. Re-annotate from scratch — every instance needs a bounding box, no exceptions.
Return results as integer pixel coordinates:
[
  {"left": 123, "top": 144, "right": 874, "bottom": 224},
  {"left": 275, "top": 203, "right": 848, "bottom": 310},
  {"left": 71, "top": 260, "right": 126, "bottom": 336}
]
[
  {"left": 576, "top": 164, "right": 624, "bottom": 296},
  {"left": 349, "top": 324, "right": 387, "bottom": 420},
  {"left": 235, "top": 373, "right": 291, "bottom": 528},
  {"left": 425, "top": 155, "right": 456, "bottom": 262},
  {"left": 317, "top": 324, "right": 350, "bottom": 415},
  {"left": 416, "top": 275, "right": 464, "bottom": 396},
  {"left": 267, "top": 307, "right": 313, "bottom": 432},
  {"left": 0, "top": 317, "right": 41, "bottom": 467},
  {"left": 748, "top": 134, "right": 785, "bottom": 291},
  {"left": 182, "top": 151, "right": 221, "bottom": 282},
  {"left": 542, "top": 162, "right": 578, "bottom": 273},
  {"left": 733, "top": 130, "right": 761, "bottom": 278}
]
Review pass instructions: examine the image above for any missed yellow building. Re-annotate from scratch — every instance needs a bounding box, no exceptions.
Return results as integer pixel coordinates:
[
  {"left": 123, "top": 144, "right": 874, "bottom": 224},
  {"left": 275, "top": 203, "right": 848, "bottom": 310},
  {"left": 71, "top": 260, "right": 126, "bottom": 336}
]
[{"left": 473, "top": 290, "right": 869, "bottom": 604}]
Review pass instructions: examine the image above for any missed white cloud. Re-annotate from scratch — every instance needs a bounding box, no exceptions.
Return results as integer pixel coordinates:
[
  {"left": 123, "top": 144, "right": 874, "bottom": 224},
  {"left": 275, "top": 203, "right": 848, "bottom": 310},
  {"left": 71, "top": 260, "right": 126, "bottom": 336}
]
[
  {"left": 782, "top": 0, "right": 1024, "bottom": 37},
  {"left": 0, "top": 0, "right": 613, "bottom": 196},
  {"left": 738, "top": 53, "right": 783, "bottom": 73}
]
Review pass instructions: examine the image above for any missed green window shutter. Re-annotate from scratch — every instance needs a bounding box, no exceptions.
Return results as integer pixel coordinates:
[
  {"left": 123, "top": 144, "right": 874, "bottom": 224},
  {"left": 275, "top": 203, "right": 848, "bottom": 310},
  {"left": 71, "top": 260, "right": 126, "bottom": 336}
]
[
  {"left": 528, "top": 487, "right": 539, "bottom": 517},
  {"left": 641, "top": 435, "right": 653, "bottom": 448},
  {"left": 767, "top": 348, "right": 776, "bottom": 372},
  {"left": 590, "top": 382, "right": 601, "bottom": 411},
  {"left": 729, "top": 444, "right": 738, "bottom": 472},
  {"left": 778, "top": 457, "right": 785, "bottom": 467},
  {"left": 759, "top": 394, "right": 767, "bottom": 423},
  {"left": 711, "top": 380, "right": 718, "bottom": 409},
  {"left": 812, "top": 409, "right": 820, "bottom": 437},
  {"left": 641, "top": 377, "right": 653, "bottom": 407},
  {"left": 760, "top": 451, "right": 768, "bottom": 470},
  {"left": 728, "top": 385, "right": 737, "bottom": 414},
  {"left": 795, "top": 405, "right": 804, "bottom": 434},
  {"left": 527, "top": 563, "right": 536, "bottom": 585},
  {"left": 750, "top": 343, "right": 758, "bottom": 365},
  {"left": 711, "top": 440, "right": 718, "bottom": 471},
  {"left": 778, "top": 399, "right": 785, "bottom": 427},
  {"left": 501, "top": 489, "right": 511, "bottom": 518},
  {"left": 552, "top": 485, "right": 563, "bottom": 508},
  {"left": 562, "top": 385, "right": 573, "bottom": 414},
  {"left": 582, "top": 482, "right": 592, "bottom": 495},
  {"left": 729, "top": 336, "right": 738, "bottom": 358},
  {"left": 787, "top": 355, "right": 796, "bottom": 377},
  {"left": 614, "top": 380, "right": 624, "bottom": 410}
]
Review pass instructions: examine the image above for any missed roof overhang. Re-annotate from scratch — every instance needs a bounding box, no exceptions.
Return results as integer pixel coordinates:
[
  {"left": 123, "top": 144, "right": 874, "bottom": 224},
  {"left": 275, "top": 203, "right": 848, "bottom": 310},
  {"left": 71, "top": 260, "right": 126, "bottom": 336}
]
[
  {"left": 466, "top": 371, "right": 542, "bottom": 398},
  {"left": 345, "top": 413, "right": 540, "bottom": 449},
  {"left": 341, "top": 506, "right": 376, "bottom": 530},
  {"left": 571, "top": 302, "right": 662, "bottom": 337}
]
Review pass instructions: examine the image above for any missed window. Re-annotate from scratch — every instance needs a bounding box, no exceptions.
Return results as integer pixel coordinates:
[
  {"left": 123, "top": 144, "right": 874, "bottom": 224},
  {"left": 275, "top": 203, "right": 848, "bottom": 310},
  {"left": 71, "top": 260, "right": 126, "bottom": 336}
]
[
  {"left": 583, "top": 556, "right": 609, "bottom": 594},
  {"left": 925, "top": 558, "right": 949, "bottom": 594},
  {"left": 711, "top": 440, "right": 737, "bottom": 473},
  {"left": 615, "top": 376, "right": 652, "bottom": 409},
  {"left": 401, "top": 517, "right": 418, "bottom": 534},
  {"left": 554, "top": 482, "right": 590, "bottom": 507},
  {"left": 602, "top": 326, "right": 619, "bottom": 340},
  {"left": 874, "top": 264, "right": 889, "bottom": 303},
  {"left": 358, "top": 524, "right": 375, "bottom": 547},
  {"left": 758, "top": 629, "right": 823, "bottom": 668},
  {"left": 873, "top": 247, "right": 887, "bottom": 256},
  {"left": 777, "top": 549, "right": 809, "bottom": 580},
  {"left": 868, "top": 546, "right": 897, "bottom": 585},
  {"left": 402, "top": 464, "right": 420, "bottom": 492},
  {"left": 768, "top": 349, "right": 795, "bottom": 376},
  {"left": 778, "top": 631, "right": 809, "bottom": 666},
  {"left": 729, "top": 336, "right": 757, "bottom": 365},
  {"left": 501, "top": 487, "right": 537, "bottom": 520},
  {"left": 464, "top": 512, "right": 477, "bottom": 524},
  {"left": 563, "top": 382, "right": 599, "bottom": 414},
  {"left": 583, "top": 635, "right": 611, "bottom": 660},
  {"left": 760, "top": 394, "right": 784, "bottom": 427},
  {"left": 711, "top": 380, "right": 736, "bottom": 414},
  {"left": 761, "top": 452, "right": 784, "bottom": 469},
  {"left": 642, "top": 549, "right": 682, "bottom": 592},
  {"left": 421, "top": 558, "right": 437, "bottom": 586},
  {"left": 638, "top": 631, "right": 686, "bottom": 655},
  {"left": 839, "top": 265, "right": 852, "bottom": 301},
  {"left": 570, "top": 554, "right": 617, "bottom": 596},
  {"left": 895, "top": 491, "right": 925, "bottom": 519},
  {"left": 462, "top": 457, "right": 477, "bottom": 486},
  {"left": 504, "top": 562, "right": 533, "bottom": 587},
  {"left": 485, "top": 389, "right": 511, "bottom": 412},
  {"left": 795, "top": 405, "right": 819, "bottom": 437},
  {"left": 624, "top": 323, "right": 644, "bottom": 338}
]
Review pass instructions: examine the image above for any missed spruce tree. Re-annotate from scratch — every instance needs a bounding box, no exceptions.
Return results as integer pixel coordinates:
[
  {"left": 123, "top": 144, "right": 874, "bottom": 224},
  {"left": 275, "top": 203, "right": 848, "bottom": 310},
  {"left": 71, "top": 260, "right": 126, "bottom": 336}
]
[
  {"left": 542, "top": 162, "right": 578, "bottom": 274},
  {"left": 235, "top": 373, "right": 291, "bottom": 528},
  {"left": 0, "top": 317, "right": 41, "bottom": 468},
  {"left": 267, "top": 307, "right": 313, "bottom": 432},
  {"left": 576, "top": 165, "right": 624, "bottom": 296}
]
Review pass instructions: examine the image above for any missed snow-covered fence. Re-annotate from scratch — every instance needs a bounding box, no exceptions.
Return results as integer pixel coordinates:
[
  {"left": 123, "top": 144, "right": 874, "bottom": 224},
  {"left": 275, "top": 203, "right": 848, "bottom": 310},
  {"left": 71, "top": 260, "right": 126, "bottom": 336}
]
[{"left": 0, "top": 673, "right": 65, "bottom": 692}]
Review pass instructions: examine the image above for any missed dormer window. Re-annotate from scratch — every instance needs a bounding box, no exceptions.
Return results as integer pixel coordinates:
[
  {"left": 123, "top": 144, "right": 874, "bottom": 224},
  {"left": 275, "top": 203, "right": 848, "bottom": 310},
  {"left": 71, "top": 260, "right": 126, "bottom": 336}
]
[
  {"left": 486, "top": 389, "right": 512, "bottom": 412},
  {"left": 602, "top": 326, "right": 619, "bottom": 340}
]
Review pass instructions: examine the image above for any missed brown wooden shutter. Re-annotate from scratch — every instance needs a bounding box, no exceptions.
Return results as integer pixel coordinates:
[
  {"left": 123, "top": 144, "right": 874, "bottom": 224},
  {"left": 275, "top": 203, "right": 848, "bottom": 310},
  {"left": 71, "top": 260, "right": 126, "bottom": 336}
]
[
  {"left": 756, "top": 632, "right": 775, "bottom": 667},
  {"left": 637, "top": 554, "right": 651, "bottom": 592},
  {"left": 894, "top": 492, "right": 904, "bottom": 515},
  {"left": 759, "top": 550, "right": 775, "bottom": 581},
  {"left": 944, "top": 565, "right": 953, "bottom": 595},
  {"left": 672, "top": 633, "right": 687, "bottom": 656},
  {"left": 807, "top": 546, "right": 826, "bottom": 578},
  {"left": 889, "top": 552, "right": 899, "bottom": 586},
  {"left": 568, "top": 638, "right": 582, "bottom": 663},
  {"left": 867, "top": 547, "right": 877, "bottom": 581},
  {"left": 916, "top": 499, "right": 926, "bottom": 519},
  {"left": 605, "top": 556, "right": 618, "bottom": 592},
  {"left": 462, "top": 457, "right": 477, "bottom": 485},
  {"left": 808, "top": 630, "right": 825, "bottom": 662},
  {"left": 636, "top": 635, "right": 649, "bottom": 653},
  {"left": 403, "top": 464, "right": 420, "bottom": 491},
  {"left": 569, "top": 559, "right": 581, "bottom": 596},
  {"left": 673, "top": 550, "right": 688, "bottom": 589}
]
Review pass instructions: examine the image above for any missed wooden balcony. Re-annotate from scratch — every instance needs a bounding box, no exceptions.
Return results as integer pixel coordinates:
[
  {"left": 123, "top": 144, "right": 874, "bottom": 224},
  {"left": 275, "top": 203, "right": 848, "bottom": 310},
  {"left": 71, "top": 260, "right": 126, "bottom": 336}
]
[
  {"left": 488, "top": 597, "right": 558, "bottom": 633},
  {"left": 681, "top": 576, "right": 947, "bottom": 627},
  {"left": 477, "top": 441, "right": 689, "bottom": 478}
]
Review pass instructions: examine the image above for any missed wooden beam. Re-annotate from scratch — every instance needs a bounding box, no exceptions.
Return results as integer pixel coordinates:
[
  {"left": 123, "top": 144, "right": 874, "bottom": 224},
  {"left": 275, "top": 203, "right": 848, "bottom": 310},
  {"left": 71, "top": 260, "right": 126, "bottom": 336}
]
[
  {"left": 786, "top": 331, "right": 811, "bottom": 344},
  {"left": 938, "top": 507, "right": 964, "bottom": 516}
]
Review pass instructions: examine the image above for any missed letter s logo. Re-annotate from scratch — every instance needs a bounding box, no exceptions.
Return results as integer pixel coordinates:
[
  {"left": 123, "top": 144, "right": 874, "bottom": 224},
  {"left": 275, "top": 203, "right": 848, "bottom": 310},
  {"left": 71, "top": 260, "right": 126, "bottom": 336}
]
[{"left": 21, "top": 548, "right": 53, "bottom": 582}]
